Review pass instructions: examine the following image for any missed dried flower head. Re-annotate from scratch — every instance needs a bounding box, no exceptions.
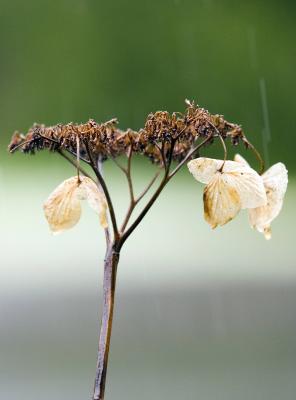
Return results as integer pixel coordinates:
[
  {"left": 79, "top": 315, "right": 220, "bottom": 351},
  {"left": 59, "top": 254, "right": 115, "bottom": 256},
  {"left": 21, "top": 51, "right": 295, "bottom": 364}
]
[{"left": 8, "top": 101, "right": 249, "bottom": 166}]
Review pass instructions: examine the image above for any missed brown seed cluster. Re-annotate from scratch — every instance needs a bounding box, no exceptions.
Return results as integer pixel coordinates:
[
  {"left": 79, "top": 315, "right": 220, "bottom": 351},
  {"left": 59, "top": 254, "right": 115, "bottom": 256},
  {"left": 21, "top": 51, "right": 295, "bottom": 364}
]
[{"left": 8, "top": 101, "right": 247, "bottom": 165}]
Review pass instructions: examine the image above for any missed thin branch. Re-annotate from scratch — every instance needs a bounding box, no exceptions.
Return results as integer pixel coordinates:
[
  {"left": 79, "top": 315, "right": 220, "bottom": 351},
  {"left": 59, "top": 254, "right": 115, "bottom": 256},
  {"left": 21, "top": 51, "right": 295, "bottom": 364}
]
[
  {"left": 244, "top": 139, "right": 265, "bottom": 174},
  {"left": 37, "top": 133, "right": 92, "bottom": 164},
  {"left": 126, "top": 146, "right": 135, "bottom": 202},
  {"left": 207, "top": 121, "right": 228, "bottom": 171},
  {"left": 84, "top": 141, "right": 119, "bottom": 241},
  {"left": 119, "top": 146, "right": 135, "bottom": 233},
  {"left": 120, "top": 203, "right": 134, "bottom": 234},
  {"left": 98, "top": 155, "right": 112, "bottom": 249},
  {"left": 9, "top": 139, "right": 33, "bottom": 153},
  {"left": 168, "top": 135, "right": 213, "bottom": 180},
  {"left": 117, "top": 140, "right": 176, "bottom": 250},
  {"left": 135, "top": 169, "right": 160, "bottom": 203},
  {"left": 155, "top": 142, "right": 167, "bottom": 169},
  {"left": 57, "top": 150, "right": 92, "bottom": 179},
  {"left": 10, "top": 133, "right": 91, "bottom": 165},
  {"left": 218, "top": 134, "right": 227, "bottom": 163},
  {"left": 117, "top": 173, "right": 168, "bottom": 251},
  {"left": 120, "top": 168, "right": 161, "bottom": 233},
  {"left": 109, "top": 155, "right": 127, "bottom": 173},
  {"left": 64, "top": 148, "right": 90, "bottom": 165}
]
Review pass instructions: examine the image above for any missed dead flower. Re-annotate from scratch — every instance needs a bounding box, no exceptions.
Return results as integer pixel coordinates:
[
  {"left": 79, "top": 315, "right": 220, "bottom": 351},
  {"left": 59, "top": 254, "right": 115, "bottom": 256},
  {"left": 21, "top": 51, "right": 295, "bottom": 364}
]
[
  {"left": 187, "top": 157, "right": 267, "bottom": 228},
  {"left": 44, "top": 176, "right": 108, "bottom": 234}
]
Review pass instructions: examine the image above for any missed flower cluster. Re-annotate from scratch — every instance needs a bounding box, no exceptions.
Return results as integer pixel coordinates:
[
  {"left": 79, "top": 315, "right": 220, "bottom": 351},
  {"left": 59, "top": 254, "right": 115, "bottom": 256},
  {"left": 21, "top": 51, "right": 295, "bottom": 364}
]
[
  {"left": 9, "top": 100, "right": 287, "bottom": 239},
  {"left": 8, "top": 101, "right": 247, "bottom": 165},
  {"left": 188, "top": 156, "right": 288, "bottom": 239}
]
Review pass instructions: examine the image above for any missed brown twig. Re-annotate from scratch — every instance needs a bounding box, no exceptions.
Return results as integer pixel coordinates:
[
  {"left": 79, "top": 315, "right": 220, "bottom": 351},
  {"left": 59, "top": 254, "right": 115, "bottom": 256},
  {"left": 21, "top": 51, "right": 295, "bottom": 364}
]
[
  {"left": 97, "top": 155, "right": 112, "bottom": 248},
  {"left": 244, "top": 139, "right": 265, "bottom": 174},
  {"left": 57, "top": 150, "right": 92, "bottom": 179},
  {"left": 84, "top": 140, "right": 119, "bottom": 241},
  {"left": 135, "top": 169, "right": 161, "bottom": 203},
  {"left": 168, "top": 135, "right": 213, "bottom": 180},
  {"left": 117, "top": 139, "right": 176, "bottom": 250}
]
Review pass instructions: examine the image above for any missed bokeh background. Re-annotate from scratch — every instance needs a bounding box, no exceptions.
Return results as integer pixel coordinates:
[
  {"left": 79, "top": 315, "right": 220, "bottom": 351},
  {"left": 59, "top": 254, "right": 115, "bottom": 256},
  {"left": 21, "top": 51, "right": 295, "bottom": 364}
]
[{"left": 1, "top": 1, "right": 296, "bottom": 399}]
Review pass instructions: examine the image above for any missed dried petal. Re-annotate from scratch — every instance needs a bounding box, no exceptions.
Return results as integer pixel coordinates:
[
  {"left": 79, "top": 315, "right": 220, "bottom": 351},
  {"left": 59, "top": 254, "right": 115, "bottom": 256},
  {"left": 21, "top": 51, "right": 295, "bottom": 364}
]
[
  {"left": 248, "top": 163, "right": 288, "bottom": 239},
  {"left": 220, "top": 162, "right": 267, "bottom": 209},
  {"left": 77, "top": 177, "right": 108, "bottom": 229},
  {"left": 234, "top": 153, "right": 249, "bottom": 166},
  {"left": 235, "top": 154, "right": 288, "bottom": 239},
  {"left": 188, "top": 157, "right": 222, "bottom": 184},
  {"left": 203, "top": 172, "right": 241, "bottom": 228},
  {"left": 188, "top": 158, "right": 267, "bottom": 208},
  {"left": 44, "top": 176, "right": 108, "bottom": 233},
  {"left": 188, "top": 157, "right": 267, "bottom": 206},
  {"left": 188, "top": 157, "right": 267, "bottom": 228}
]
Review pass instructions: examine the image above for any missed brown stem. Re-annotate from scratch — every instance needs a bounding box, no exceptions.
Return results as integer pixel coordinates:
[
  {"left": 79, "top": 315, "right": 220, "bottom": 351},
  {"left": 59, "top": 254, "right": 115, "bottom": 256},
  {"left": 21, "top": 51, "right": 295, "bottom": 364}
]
[
  {"left": 135, "top": 169, "right": 160, "bottom": 203},
  {"left": 126, "top": 146, "right": 135, "bottom": 202},
  {"left": 118, "top": 140, "right": 176, "bottom": 250},
  {"left": 120, "top": 169, "right": 160, "bottom": 233},
  {"left": 84, "top": 141, "right": 119, "bottom": 241},
  {"left": 57, "top": 150, "right": 92, "bottom": 179},
  {"left": 97, "top": 155, "right": 112, "bottom": 248},
  {"left": 93, "top": 246, "right": 120, "bottom": 400},
  {"left": 244, "top": 139, "right": 265, "bottom": 174}
]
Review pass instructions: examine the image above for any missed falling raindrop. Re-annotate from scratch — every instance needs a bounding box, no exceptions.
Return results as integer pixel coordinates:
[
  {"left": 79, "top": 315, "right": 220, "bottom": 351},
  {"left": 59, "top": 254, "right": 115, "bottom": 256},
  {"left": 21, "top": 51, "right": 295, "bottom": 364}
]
[{"left": 259, "top": 78, "right": 271, "bottom": 167}]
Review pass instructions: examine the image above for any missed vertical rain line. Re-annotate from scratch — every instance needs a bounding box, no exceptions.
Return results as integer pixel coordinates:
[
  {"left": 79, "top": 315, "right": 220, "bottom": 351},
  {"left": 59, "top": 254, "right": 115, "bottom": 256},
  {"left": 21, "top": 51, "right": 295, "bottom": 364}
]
[{"left": 259, "top": 78, "right": 271, "bottom": 168}]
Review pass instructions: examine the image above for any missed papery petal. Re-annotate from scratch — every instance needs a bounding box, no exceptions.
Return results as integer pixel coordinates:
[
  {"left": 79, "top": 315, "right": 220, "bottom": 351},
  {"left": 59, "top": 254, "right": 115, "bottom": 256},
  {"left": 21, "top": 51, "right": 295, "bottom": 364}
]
[
  {"left": 44, "top": 176, "right": 109, "bottom": 234},
  {"left": 234, "top": 154, "right": 250, "bottom": 167},
  {"left": 221, "top": 164, "right": 267, "bottom": 209},
  {"left": 248, "top": 163, "right": 288, "bottom": 239},
  {"left": 262, "top": 162, "right": 288, "bottom": 194},
  {"left": 203, "top": 172, "right": 241, "bottom": 228},
  {"left": 78, "top": 177, "right": 108, "bottom": 229},
  {"left": 188, "top": 157, "right": 222, "bottom": 184},
  {"left": 188, "top": 157, "right": 267, "bottom": 209},
  {"left": 44, "top": 177, "right": 82, "bottom": 234}
]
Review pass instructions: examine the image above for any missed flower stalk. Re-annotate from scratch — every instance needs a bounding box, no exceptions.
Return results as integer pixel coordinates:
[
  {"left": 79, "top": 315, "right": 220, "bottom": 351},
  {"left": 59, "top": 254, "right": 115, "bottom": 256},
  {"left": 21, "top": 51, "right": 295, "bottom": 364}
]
[{"left": 93, "top": 245, "right": 119, "bottom": 400}]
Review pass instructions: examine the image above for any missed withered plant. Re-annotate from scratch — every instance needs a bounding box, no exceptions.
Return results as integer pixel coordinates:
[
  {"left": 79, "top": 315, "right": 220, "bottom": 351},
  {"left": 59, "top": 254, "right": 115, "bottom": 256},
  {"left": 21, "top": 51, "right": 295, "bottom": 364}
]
[{"left": 9, "top": 100, "right": 276, "bottom": 400}]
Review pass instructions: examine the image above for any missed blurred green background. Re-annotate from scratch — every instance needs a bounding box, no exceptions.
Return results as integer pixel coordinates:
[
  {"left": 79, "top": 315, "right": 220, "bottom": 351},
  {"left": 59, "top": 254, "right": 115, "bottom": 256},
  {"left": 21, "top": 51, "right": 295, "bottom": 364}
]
[{"left": 0, "top": 1, "right": 295, "bottom": 399}]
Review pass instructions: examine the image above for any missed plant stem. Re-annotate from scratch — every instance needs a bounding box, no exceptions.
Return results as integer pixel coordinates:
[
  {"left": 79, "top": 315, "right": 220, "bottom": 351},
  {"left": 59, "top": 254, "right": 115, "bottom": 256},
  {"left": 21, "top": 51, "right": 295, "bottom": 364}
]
[
  {"left": 84, "top": 140, "right": 119, "bottom": 241},
  {"left": 93, "top": 246, "right": 120, "bottom": 400}
]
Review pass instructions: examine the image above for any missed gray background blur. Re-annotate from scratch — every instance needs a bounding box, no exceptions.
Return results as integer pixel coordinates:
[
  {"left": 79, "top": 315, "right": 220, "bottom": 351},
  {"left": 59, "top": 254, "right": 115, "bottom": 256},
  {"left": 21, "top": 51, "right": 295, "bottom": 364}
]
[{"left": 0, "top": 1, "right": 295, "bottom": 399}]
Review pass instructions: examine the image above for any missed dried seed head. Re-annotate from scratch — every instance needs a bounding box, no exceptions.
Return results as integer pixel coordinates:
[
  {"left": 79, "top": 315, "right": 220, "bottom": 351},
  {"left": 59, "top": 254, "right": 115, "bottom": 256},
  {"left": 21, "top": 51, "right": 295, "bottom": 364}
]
[{"left": 8, "top": 101, "right": 249, "bottom": 166}]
